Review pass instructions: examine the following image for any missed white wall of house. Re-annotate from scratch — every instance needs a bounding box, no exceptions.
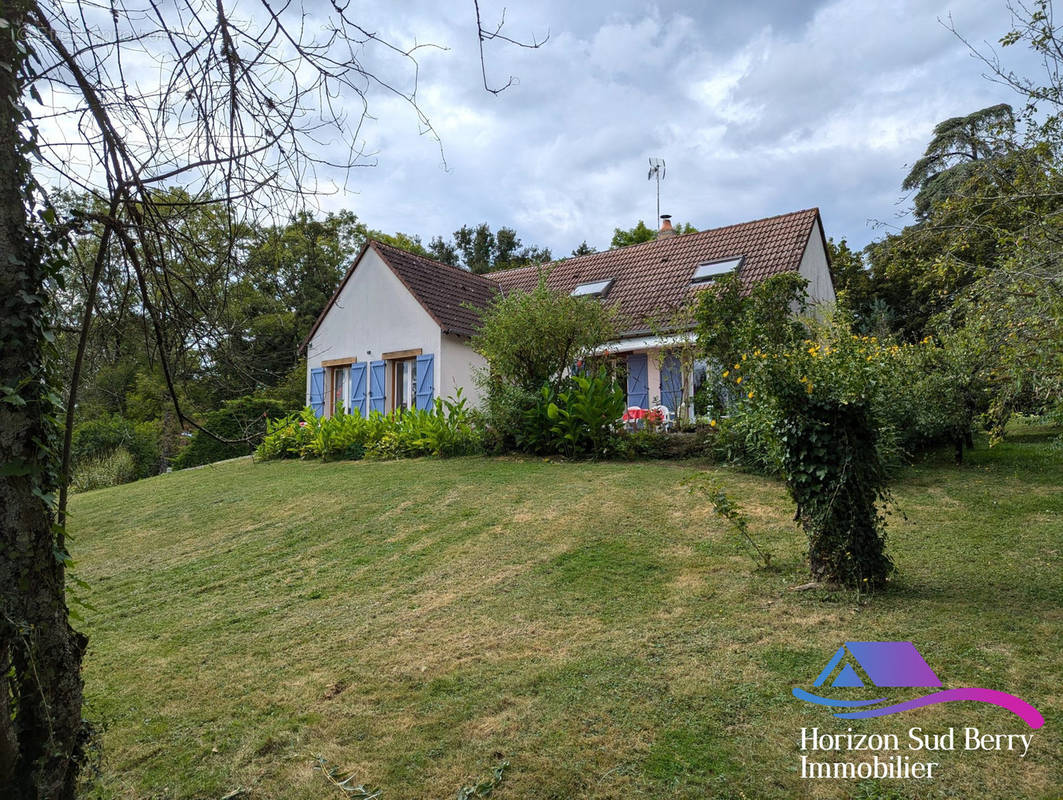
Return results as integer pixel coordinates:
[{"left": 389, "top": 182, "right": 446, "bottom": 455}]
[
  {"left": 305, "top": 247, "right": 442, "bottom": 407},
  {"left": 440, "top": 334, "right": 487, "bottom": 408},
  {"left": 798, "top": 217, "right": 836, "bottom": 305}
]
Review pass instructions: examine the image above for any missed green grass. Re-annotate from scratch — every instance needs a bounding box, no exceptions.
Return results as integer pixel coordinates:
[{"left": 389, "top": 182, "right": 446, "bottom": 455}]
[{"left": 70, "top": 433, "right": 1063, "bottom": 799}]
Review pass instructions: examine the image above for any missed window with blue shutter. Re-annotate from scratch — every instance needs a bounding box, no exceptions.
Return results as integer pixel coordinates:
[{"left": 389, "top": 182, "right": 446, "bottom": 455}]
[
  {"left": 661, "top": 354, "right": 683, "bottom": 414},
  {"left": 368, "top": 360, "right": 386, "bottom": 414},
  {"left": 309, "top": 367, "right": 326, "bottom": 418},
  {"left": 349, "top": 362, "right": 367, "bottom": 417},
  {"left": 414, "top": 353, "right": 435, "bottom": 410},
  {"left": 626, "top": 353, "right": 649, "bottom": 409}
]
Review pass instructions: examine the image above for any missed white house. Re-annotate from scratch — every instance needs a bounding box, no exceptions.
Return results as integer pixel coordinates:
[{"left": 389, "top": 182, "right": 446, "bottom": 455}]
[{"left": 302, "top": 208, "right": 835, "bottom": 418}]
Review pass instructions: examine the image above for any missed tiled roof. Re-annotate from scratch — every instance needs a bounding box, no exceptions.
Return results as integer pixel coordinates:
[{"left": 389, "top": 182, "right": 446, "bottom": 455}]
[
  {"left": 491, "top": 208, "right": 822, "bottom": 333},
  {"left": 369, "top": 241, "right": 499, "bottom": 337},
  {"left": 304, "top": 208, "right": 823, "bottom": 349}
]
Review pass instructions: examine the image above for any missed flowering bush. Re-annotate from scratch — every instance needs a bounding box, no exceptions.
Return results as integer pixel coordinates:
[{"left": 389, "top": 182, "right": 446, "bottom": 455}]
[
  {"left": 720, "top": 323, "right": 981, "bottom": 588},
  {"left": 732, "top": 329, "right": 896, "bottom": 588}
]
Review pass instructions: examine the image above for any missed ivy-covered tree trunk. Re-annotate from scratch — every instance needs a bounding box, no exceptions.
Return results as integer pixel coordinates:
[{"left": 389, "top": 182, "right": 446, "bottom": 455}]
[
  {"left": 777, "top": 398, "right": 894, "bottom": 588},
  {"left": 0, "top": 2, "right": 89, "bottom": 796}
]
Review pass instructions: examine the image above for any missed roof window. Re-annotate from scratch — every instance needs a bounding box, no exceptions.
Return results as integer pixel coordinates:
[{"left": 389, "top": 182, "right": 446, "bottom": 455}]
[
  {"left": 691, "top": 257, "right": 743, "bottom": 284},
  {"left": 571, "top": 278, "right": 614, "bottom": 298}
]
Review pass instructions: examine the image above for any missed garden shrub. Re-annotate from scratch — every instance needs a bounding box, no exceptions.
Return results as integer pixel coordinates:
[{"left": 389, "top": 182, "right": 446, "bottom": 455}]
[
  {"left": 255, "top": 408, "right": 317, "bottom": 459},
  {"left": 483, "top": 370, "right": 627, "bottom": 458},
  {"left": 256, "top": 392, "right": 482, "bottom": 462},
  {"left": 71, "top": 447, "right": 138, "bottom": 493},
  {"left": 172, "top": 395, "right": 292, "bottom": 469},
  {"left": 740, "top": 329, "right": 896, "bottom": 588},
  {"left": 546, "top": 370, "right": 626, "bottom": 458},
  {"left": 623, "top": 428, "right": 714, "bottom": 460},
  {"left": 475, "top": 381, "right": 548, "bottom": 454},
  {"left": 471, "top": 276, "right": 621, "bottom": 455},
  {"left": 471, "top": 275, "right": 619, "bottom": 393},
  {"left": 72, "top": 414, "right": 161, "bottom": 481},
  {"left": 707, "top": 400, "right": 784, "bottom": 475}
]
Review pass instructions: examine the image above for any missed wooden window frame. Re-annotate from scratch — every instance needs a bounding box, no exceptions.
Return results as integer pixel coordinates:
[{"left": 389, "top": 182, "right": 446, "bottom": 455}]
[
  {"left": 322, "top": 356, "right": 358, "bottom": 368},
  {"left": 381, "top": 347, "right": 422, "bottom": 361}
]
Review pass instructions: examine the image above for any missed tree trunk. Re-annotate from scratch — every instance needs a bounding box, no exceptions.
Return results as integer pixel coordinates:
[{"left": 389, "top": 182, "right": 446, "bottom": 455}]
[{"left": 0, "top": 4, "right": 89, "bottom": 796}]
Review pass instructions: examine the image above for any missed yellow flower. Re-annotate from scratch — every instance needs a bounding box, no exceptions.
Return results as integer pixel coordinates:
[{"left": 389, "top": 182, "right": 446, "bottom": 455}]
[
  {"left": 736, "top": 376, "right": 743, "bottom": 384},
  {"left": 742, "top": 354, "right": 747, "bottom": 361},
  {"left": 747, "top": 391, "right": 754, "bottom": 399},
  {"left": 722, "top": 370, "right": 729, "bottom": 377},
  {"left": 734, "top": 363, "right": 741, "bottom": 370},
  {"left": 710, "top": 419, "right": 717, "bottom": 427}
]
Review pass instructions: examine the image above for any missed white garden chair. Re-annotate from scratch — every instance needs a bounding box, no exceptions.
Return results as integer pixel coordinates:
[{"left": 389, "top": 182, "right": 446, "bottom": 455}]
[{"left": 650, "top": 404, "right": 674, "bottom": 431}]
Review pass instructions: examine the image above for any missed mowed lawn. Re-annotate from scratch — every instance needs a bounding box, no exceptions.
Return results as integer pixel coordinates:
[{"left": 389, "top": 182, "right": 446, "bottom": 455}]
[{"left": 70, "top": 432, "right": 1062, "bottom": 800}]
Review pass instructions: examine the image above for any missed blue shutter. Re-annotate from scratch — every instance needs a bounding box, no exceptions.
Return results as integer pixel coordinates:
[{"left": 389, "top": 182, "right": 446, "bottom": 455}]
[
  {"left": 309, "top": 367, "right": 326, "bottom": 418},
  {"left": 661, "top": 354, "right": 683, "bottom": 414},
  {"left": 368, "top": 360, "right": 386, "bottom": 414},
  {"left": 626, "top": 353, "right": 649, "bottom": 409},
  {"left": 349, "top": 362, "right": 367, "bottom": 418},
  {"left": 414, "top": 353, "right": 435, "bottom": 411}
]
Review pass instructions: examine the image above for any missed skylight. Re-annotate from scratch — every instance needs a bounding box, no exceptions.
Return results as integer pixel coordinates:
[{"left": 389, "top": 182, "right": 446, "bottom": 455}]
[
  {"left": 691, "top": 257, "right": 743, "bottom": 284},
  {"left": 571, "top": 278, "right": 614, "bottom": 297}
]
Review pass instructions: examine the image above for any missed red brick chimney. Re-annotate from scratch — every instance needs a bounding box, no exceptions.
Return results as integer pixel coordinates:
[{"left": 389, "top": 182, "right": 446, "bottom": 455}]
[{"left": 657, "top": 214, "right": 676, "bottom": 239}]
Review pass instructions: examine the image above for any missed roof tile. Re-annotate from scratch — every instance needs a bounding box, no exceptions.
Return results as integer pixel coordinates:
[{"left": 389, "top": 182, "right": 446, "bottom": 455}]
[
  {"left": 491, "top": 208, "right": 821, "bottom": 332},
  {"left": 369, "top": 240, "right": 500, "bottom": 337},
  {"left": 305, "top": 208, "right": 822, "bottom": 349}
]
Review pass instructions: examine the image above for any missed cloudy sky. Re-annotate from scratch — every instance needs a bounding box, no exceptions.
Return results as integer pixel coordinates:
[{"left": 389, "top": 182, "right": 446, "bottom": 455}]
[{"left": 300, "top": 0, "right": 1041, "bottom": 256}]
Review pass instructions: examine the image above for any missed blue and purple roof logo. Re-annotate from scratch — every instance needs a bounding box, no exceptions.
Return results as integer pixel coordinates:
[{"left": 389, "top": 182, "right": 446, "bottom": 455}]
[{"left": 792, "top": 641, "right": 1043, "bottom": 729}]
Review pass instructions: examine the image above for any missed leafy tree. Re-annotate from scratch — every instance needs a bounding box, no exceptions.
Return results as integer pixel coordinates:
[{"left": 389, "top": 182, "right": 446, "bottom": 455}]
[
  {"left": 610, "top": 219, "right": 697, "bottom": 248},
  {"left": 826, "top": 237, "right": 880, "bottom": 333},
  {"left": 449, "top": 222, "right": 550, "bottom": 273},
  {"left": 454, "top": 223, "right": 496, "bottom": 273},
  {"left": 471, "top": 276, "right": 619, "bottom": 393},
  {"left": 902, "top": 104, "right": 1015, "bottom": 220},
  {"left": 611, "top": 220, "right": 656, "bottom": 247},
  {"left": 696, "top": 272, "right": 809, "bottom": 376},
  {"left": 370, "top": 230, "right": 432, "bottom": 259},
  {"left": 571, "top": 241, "right": 596, "bottom": 257},
  {"left": 866, "top": 135, "right": 1059, "bottom": 340},
  {"left": 427, "top": 235, "right": 460, "bottom": 266}
]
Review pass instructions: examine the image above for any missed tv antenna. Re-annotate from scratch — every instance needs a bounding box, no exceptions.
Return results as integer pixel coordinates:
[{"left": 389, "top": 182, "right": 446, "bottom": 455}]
[{"left": 648, "top": 157, "right": 666, "bottom": 226}]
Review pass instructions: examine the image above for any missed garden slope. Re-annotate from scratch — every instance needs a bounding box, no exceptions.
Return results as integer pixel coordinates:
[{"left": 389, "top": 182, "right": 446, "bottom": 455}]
[{"left": 70, "top": 437, "right": 1062, "bottom": 799}]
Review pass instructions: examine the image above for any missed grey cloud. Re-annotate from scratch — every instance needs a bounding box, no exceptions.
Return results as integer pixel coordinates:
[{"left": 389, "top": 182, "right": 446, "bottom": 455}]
[{"left": 309, "top": 0, "right": 1045, "bottom": 255}]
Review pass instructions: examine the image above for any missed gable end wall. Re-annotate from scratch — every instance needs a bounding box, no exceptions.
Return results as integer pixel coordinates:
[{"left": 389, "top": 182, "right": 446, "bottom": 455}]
[{"left": 305, "top": 248, "right": 442, "bottom": 406}]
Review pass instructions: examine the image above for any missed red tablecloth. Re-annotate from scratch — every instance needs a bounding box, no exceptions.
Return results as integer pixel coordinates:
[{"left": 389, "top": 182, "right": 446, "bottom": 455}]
[{"left": 622, "top": 408, "right": 664, "bottom": 423}]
